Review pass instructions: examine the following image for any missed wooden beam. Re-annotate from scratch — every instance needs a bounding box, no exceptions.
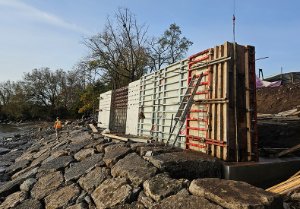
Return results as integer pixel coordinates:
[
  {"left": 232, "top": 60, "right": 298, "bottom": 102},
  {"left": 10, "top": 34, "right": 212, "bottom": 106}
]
[
  {"left": 278, "top": 143, "right": 300, "bottom": 157},
  {"left": 102, "top": 133, "right": 129, "bottom": 142},
  {"left": 88, "top": 124, "right": 98, "bottom": 133}
]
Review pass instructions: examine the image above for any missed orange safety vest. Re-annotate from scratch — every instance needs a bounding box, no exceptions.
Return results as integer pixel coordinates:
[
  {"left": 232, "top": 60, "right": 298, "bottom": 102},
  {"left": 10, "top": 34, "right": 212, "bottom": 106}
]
[{"left": 54, "top": 120, "right": 62, "bottom": 129}]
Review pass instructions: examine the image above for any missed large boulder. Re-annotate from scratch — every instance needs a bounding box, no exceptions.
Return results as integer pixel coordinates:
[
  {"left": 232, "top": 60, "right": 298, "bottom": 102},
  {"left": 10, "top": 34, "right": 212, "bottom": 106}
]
[
  {"left": 44, "top": 184, "right": 80, "bottom": 209},
  {"left": 0, "top": 167, "right": 38, "bottom": 197},
  {"left": 64, "top": 153, "right": 103, "bottom": 182},
  {"left": 0, "top": 147, "right": 11, "bottom": 155},
  {"left": 14, "top": 199, "right": 42, "bottom": 209},
  {"left": 103, "top": 144, "right": 132, "bottom": 167},
  {"left": 152, "top": 189, "right": 222, "bottom": 209},
  {"left": 111, "top": 153, "right": 157, "bottom": 186},
  {"left": 138, "top": 146, "right": 180, "bottom": 156},
  {"left": 39, "top": 155, "right": 73, "bottom": 172},
  {"left": 78, "top": 166, "right": 111, "bottom": 193},
  {"left": 189, "top": 178, "right": 283, "bottom": 209},
  {"left": 143, "top": 173, "right": 185, "bottom": 202},
  {"left": 30, "top": 151, "right": 50, "bottom": 167},
  {"left": 91, "top": 177, "right": 132, "bottom": 209},
  {"left": 147, "top": 151, "right": 221, "bottom": 179},
  {"left": 20, "top": 178, "right": 36, "bottom": 192},
  {"left": 5, "top": 159, "right": 30, "bottom": 175},
  {"left": 0, "top": 191, "right": 27, "bottom": 209},
  {"left": 42, "top": 150, "right": 69, "bottom": 164},
  {"left": 74, "top": 148, "right": 95, "bottom": 161},
  {"left": 31, "top": 171, "right": 64, "bottom": 200}
]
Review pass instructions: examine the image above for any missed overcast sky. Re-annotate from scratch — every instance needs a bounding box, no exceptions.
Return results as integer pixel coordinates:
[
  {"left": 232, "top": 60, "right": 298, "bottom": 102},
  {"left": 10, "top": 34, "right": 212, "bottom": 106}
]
[{"left": 0, "top": 0, "right": 299, "bottom": 82}]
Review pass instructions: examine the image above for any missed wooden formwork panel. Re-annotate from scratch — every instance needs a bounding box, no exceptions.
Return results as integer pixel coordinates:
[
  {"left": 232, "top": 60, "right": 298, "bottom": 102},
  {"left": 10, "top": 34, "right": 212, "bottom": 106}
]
[
  {"left": 186, "top": 42, "right": 257, "bottom": 161},
  {"left": 110, "top": 86, "right": 128, "bottom": 133}
]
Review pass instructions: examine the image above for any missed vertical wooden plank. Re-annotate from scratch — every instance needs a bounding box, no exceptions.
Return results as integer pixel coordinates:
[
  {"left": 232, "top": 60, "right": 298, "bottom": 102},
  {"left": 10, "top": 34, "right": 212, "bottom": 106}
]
[
  {"left": 207, "top": 48, "right": 214, "bottom": 155},
  {"left": 244, "top": 46, "right": 252, "bottom": 161},
  {"left": 216, "top": 45, "right": 222, "bottom": 159},
  {"left": 223, "top": 43, "right": 229, "bottom": 160},
  {"left": 211, "top": 46, "right": 219, "bottom": 157}
]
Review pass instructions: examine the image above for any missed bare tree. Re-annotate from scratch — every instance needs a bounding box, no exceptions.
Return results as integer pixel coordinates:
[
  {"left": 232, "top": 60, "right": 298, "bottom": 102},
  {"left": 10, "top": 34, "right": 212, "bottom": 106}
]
[
  {"left": 0, "top": 81, "right": 14, "bottom": 106},
  {"left": 84, "top": 8, "right": 149, "bottom": 89},
  {"left": 148, "top": 23, "right": 193, "bottom": 71}
]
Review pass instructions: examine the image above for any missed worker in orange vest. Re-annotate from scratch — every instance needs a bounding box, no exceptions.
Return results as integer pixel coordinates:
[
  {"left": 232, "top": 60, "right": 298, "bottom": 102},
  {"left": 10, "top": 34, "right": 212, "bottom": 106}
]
[{"left": 54, "top": 117, "right": 62, "bottom": 140}]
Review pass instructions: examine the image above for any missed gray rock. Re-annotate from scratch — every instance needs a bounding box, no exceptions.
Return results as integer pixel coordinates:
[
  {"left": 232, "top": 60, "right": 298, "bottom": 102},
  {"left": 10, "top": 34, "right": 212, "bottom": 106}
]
[
  {"left": 20, "top": 178, "right": 36, "bottom": 191},
  {"left": 291, "top": 192, "right": 300, "bottom": 201},
  {"left": 143, "top": 173, "right": 185, "bottom": 202},
  {"left": 30, "top": 151, "right": 50, "bottom": 167},
  {"left": 0, "top": 167, "right": 37, "bottom": 197},
  {"left": 0, "top": 150, "right": 23, "bottom": 163},
  {"left": 69, "top": 131, "right": 91, "bottom": 144},
  {"left": 78, "top": 166, "right": 111, "bottom": 193},
  {"left": 15, "top": 150, "right": 35, "bottom": 162},
  {"left": 74, "top": 148, "right": 95, "bottom": 161},
  {"left": 147, "top": 151, "right": 221, "bottom": 179},
  {"left": 43, "top": 149, "right": 69, "bottom": 164},
  {"left": 44, "top": 184, "right": 80, "bottom": 209},
  {"left": 111, "top": 153, "right": 157, "bottom": 186},
  {"left": 138, "top": 146, "right": 180, "bottom": 156},
  {"left": 5, "top": 159, "right": 30, "bottom": 175},
  {"left": 0, "top": 147, "right": 11, "bottom": 155},
  {"left": 57, "top": 140, "right": 93, "bottom": 154},
  {"left": 152, "top": 189, "right": 222, "bottom": 209},
  {"left": 110, "top": 202, "right": 146, "bottom": 209},
  {"left": 32, "top": 148, "right": 49, "bottom": 159},
  {"left": 26, "top": 144, "right": 42, "bottom": 153},
  {"left": 0, "top": 166, "right": 6, "bottom": 174},
  {"left": 84, "top": 138, "right": 108, "bottom": 149},
  {"left": 64, "top": 154, "right": 103, "bottom": 182},
  {"left": 91, "top": 177, "right": 132, "bottom": 209},
  {"left": 138, "top": 191, "right": 155, "bottom": 209},
  {"left": 39, "top": 155, "right": 73, "bottom": 172},
  {"left": 11, "top": 165, "right": 37, "bottom": 179},
  {"left": 66, "top": 202, "right": 88, "bottom": 209},
  {"left": 189, "top": 178, "right": 283, "bottom": 209},
  {"left": 0, "top": 191, "right": 27, "bottom": 209},
  {"left": 130, "top": 143, "right": 156, "bottom": 151},
  {"left": 13, "top": 199, "right": 42, "bottom": 209},
  {"left": 31, "top": 171, "right": 64, "bottom": 200},
  {"left": 96, "top": 142, "right": 115, "bottom": 153},
  {"left": 76, "top": 190, "right": 87, "bottom": 203},
  {"left": 0, "top": 161, "right": 12, "bottom": 167},
  {"left": 103, "top": 144, "right": 132, "bottom": 167}
]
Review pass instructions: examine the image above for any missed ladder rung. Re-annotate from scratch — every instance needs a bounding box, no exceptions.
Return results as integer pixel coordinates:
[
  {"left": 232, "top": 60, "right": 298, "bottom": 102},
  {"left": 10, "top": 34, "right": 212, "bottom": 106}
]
[
  {"left": 187, "top": 118, "right": 208, "bottom": 122},
  {"left": 189, "top": 109, "right": 207, "bottom": 113},
  {"left": 186, "top": 127, "right": 207, "bottom": 131}
]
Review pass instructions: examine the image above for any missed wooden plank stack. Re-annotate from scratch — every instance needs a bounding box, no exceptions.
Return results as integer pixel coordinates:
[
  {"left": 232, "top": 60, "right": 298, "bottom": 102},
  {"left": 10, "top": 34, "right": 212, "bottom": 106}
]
[{"left": 266, "top": 170, "right": 300, "bottom": 194}]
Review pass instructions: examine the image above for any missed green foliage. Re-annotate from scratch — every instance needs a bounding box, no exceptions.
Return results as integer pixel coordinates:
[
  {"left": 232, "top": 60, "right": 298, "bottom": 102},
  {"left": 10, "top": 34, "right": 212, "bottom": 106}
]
[{"left": 78, "top": 80, "right": 109, "bottom": 114}]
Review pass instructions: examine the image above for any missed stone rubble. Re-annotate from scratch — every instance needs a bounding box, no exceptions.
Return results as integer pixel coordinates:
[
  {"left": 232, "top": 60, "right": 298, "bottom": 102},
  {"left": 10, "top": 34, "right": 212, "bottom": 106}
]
[{"left": 0, "top": 124, "right": 285, "bottom": 209}]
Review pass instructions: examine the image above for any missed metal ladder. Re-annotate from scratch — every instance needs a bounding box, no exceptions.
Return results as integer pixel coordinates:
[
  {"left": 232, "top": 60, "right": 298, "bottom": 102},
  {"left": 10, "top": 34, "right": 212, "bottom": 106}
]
[{"left": 166, "top": 73, "right": 204, "bottom": 146}]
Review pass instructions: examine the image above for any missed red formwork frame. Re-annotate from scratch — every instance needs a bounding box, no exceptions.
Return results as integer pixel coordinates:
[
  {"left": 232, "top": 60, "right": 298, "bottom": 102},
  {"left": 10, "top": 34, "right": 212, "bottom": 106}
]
[
  {"left": 185, "top": 49, "right": 228, "bottom": 152},
  {"left": 186, "top": 49, "right": 210, "bottom": 150}
]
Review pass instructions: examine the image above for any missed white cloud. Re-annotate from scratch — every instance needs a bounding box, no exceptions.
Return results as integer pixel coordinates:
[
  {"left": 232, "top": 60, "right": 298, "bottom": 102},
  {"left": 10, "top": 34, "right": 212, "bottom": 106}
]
[{"left": 0, "top": 0, "right": 90, "bottom": 34}]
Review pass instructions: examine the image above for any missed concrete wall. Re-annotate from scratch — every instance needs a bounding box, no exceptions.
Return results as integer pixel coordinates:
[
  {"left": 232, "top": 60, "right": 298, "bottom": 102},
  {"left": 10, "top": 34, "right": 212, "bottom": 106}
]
[{"left": 97, "top": 90, "right": 112, "bottom": 129}]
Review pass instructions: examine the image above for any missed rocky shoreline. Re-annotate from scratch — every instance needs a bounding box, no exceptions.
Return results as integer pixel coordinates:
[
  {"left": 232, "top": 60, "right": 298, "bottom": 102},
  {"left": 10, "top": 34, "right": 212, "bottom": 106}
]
[{"left": 0, "top": 123, "right": 290, "bottom": 209}]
